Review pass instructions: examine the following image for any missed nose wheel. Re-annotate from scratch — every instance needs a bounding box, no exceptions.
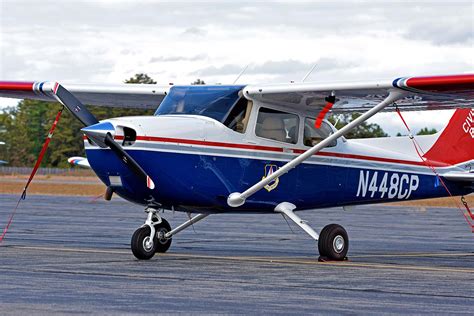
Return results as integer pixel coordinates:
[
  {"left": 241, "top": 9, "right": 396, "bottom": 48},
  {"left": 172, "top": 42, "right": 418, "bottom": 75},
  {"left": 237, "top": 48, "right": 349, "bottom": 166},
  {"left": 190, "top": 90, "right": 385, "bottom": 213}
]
[
  {"left": 131, "top": 207, "right": 173, "bottom": 260},
  {"left": 131, "top": 225, "right": 159, "bottom": 260},
  {"left": 131, "top": 208, "right": 208, "bottom": 260}
]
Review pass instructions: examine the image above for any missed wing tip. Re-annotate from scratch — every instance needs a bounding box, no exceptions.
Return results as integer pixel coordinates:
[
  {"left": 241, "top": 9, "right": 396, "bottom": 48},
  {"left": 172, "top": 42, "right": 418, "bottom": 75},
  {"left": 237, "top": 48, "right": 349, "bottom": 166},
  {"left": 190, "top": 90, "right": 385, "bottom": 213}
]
[{"left": 0, "top": 81, "right": 35, "bottom": 91}]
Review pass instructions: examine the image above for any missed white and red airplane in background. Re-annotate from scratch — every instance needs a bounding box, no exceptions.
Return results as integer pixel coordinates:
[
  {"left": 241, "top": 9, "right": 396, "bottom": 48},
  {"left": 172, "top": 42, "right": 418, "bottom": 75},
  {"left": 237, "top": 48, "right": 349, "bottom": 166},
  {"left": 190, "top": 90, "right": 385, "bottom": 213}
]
[{"left": 0, "top": 74, "right": 473, "bottom": 260}]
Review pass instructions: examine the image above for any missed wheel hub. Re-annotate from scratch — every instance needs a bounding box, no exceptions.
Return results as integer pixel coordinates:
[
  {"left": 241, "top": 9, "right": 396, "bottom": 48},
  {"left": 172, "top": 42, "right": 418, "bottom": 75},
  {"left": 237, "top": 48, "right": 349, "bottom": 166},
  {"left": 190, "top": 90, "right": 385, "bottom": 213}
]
[
  {"left": 156, "top": 228, "right": 169, "bottom": 244},
  {"left": 333, "top": 235, "right": 345, "bottom": 253},
  {"left": 143, "top": 236, "right": 154, "bottom": 251}
]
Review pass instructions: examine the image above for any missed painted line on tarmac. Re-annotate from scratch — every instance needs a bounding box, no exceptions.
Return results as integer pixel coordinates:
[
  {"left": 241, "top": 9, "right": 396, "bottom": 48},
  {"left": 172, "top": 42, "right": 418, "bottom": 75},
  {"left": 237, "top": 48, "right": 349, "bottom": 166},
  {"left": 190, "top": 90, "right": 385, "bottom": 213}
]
[
  {"left": 350, "top": 252, "right": 474, "bottom": 258},
  {"left": 7, "top": 245, "right": 474, "bottom": 273},
  {"left": 9, "top": 245, "right": 129, "bottom": 255},
  {"left": 166, "top": 253, "right": 474, "bottom": 273}
]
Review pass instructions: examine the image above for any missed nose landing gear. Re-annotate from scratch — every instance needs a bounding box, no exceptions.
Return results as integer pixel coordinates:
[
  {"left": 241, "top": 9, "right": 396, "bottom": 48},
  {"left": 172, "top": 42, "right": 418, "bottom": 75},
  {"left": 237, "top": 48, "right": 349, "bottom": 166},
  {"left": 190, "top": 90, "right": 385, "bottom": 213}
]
[
  {"left": 131, "top": 208, "right": 208, "bottom": 260},
  {"left": 131, "top": 207, "right": 171, "bottom": 260}
]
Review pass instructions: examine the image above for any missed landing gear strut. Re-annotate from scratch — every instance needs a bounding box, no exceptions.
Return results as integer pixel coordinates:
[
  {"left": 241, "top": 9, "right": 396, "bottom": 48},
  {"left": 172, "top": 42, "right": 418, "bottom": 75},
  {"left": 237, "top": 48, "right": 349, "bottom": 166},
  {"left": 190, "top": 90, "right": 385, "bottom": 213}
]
[
  {"left": 131, "top": 207, "right": 168, "bottom": 260},
  {"left": 131, "top": 208, "right": 208, "bottom": 260},
  {"left": 275, "top": 202, "right": 348, "bottom": 261}
]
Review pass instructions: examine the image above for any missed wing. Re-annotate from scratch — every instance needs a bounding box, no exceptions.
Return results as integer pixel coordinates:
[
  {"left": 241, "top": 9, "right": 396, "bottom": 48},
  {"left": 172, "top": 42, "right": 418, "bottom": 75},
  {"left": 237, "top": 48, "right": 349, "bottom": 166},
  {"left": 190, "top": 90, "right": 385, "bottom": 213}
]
[
  {"left": 0, "top": 81, "right": 170, "bottom": 109},
  {"left": 243, "top": 74, "right": 474, "bottom": 114}
]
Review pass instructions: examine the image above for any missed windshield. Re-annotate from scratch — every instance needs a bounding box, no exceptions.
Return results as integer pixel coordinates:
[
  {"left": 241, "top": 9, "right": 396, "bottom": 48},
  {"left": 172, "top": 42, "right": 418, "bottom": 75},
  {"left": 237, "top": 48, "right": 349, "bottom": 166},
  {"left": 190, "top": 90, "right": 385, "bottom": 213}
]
[{"left": 154, "top": 85, "right": 244, "bottom": 122}]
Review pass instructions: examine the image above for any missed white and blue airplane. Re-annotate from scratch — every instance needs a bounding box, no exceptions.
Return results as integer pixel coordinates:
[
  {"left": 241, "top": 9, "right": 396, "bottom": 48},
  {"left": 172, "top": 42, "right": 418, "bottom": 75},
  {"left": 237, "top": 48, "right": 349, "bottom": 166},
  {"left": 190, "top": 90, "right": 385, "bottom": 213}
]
[
  {"left": 0, "top": 141, "right": 7, "bottom": 165},
  {"left": 1, "top": 74, "right": 473, "bottom": 260}
]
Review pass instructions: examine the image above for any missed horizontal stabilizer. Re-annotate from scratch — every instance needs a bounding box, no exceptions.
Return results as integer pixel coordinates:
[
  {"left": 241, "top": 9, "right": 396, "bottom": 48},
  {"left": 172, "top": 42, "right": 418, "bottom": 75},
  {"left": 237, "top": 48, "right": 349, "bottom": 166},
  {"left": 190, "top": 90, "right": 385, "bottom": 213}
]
[
  {"left": 444, "top": 171, "right": 474, "bottom": 182},
  {"left": 68, "top": 156, "right": 90, "bottom": 168}
]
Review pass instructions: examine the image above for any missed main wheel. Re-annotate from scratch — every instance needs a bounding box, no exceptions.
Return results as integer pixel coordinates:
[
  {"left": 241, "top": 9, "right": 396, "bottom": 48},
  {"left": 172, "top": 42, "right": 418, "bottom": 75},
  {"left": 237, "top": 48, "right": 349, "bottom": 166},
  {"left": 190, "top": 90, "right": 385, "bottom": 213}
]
[
  {"left": 318, "top": 224, "right": 348, "bottom": 261},
  {"left": 153, "top": 218, "right": 172, "bottom": 253},
  {"left": 131, "top": 226, "right": 157, "bottom": 260}
]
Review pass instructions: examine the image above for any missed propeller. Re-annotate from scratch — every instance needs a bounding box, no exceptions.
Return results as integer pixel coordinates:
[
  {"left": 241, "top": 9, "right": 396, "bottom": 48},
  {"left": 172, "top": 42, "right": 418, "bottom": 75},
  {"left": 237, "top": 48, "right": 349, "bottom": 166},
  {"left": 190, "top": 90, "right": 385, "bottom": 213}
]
[
  {"left": 51, "top": 82, "right": 155, "bottom": 190},
  {"left": 53, "top": 83, "right": 99, "bottom": 126}
]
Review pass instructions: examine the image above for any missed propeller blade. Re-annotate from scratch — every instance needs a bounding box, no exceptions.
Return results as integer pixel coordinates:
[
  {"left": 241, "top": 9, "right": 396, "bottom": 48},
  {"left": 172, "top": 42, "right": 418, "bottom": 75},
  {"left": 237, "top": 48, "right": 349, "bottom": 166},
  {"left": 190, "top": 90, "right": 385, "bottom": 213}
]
[
  {"left": 52, "top": 82, "right": 155, "bottom": 190},
  {"left": 104, "top": 133, "right": 155, "bottom": 190},
  {"left": 52, "top": 82, "right": 99, "bottom": 127}
]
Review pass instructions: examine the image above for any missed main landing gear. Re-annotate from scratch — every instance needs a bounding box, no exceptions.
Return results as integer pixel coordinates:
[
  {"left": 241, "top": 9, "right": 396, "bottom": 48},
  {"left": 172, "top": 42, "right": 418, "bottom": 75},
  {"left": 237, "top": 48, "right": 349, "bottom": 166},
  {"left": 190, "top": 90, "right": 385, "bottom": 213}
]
[
  {"left": 275, "top": 202, "right": 349, "bottom": 261},
  {"left": 131, "top": 207, "right": 208, "bottom": 260},
  {"left": 131, "top": 203, "right": 348, "bottom": 261}
]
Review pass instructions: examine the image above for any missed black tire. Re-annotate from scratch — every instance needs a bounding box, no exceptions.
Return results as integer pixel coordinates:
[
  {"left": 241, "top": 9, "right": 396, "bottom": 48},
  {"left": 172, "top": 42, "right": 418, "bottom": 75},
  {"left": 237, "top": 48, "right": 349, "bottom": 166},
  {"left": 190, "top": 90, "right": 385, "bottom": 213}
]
[
  {"left": 153, "top": 218, "right": 173, "bottom": 253},
  {"left": 318, "top": 224, "right": 348, "bottom": 261},
  {"left": 131, "top": 226, "right": 157, "bottom": 260},
  {"left": 317, "top": 224, "right": 332, "bottom": 257}
]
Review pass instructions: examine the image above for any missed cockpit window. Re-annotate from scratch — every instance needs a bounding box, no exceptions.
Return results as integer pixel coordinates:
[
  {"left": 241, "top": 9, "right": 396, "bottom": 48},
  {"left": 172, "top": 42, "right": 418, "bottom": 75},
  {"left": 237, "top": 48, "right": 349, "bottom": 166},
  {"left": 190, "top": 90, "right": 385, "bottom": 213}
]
[
  {"left": 256, "top": 107, "right": 299, "bottom": 144},
  {"left": 154, "top": 85, "right": 244, "bottom": 122},
  {"left": 303, "top": 118, "right": 336, "bottom": 147},
  {"left": 223, "top": 98, "right": 253, "bottom": 133}
]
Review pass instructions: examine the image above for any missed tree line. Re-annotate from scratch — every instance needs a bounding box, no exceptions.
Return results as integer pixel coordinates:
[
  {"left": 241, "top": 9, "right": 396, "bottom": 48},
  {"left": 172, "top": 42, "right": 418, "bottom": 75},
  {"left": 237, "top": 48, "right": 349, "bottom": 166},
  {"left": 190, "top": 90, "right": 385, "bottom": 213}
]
[{"left": 0, "top": 74, "right": 435, "bottom": 167}]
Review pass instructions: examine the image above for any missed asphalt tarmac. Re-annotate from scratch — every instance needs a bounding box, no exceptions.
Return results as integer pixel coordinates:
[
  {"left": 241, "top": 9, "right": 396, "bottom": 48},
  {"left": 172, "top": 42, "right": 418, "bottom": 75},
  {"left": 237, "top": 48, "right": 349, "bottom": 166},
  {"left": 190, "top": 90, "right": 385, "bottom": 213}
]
[{"left": 0, "top": 194, "right": 473, "bottom": 315}]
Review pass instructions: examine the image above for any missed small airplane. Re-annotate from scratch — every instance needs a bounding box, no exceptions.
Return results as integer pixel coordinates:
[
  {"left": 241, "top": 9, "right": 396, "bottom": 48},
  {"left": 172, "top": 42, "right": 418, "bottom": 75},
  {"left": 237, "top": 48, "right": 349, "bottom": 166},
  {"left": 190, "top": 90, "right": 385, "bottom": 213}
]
[
  {"left": 0, "top": 141, "right": 7, "bottom": 165},
  {"left": 0, "top": 74, "right": 473, "bottom": 260}
]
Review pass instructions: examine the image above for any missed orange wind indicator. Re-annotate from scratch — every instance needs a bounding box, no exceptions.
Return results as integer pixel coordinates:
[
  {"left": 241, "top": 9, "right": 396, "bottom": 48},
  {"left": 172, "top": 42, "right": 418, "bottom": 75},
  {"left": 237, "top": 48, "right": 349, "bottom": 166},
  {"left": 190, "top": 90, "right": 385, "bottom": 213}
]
[{"left": 315, "top": 91, "right": 336, "bottom": 128}]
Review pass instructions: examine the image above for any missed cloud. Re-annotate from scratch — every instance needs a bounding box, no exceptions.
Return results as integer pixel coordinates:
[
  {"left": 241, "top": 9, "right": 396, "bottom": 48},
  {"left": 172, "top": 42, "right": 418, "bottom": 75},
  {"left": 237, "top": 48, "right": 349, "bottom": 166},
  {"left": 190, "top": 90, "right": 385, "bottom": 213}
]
[
  {"left": 1, "top": 0, "right": 472, "bottom": 123},
  {"left": 149, "top": 54, "right": 208, "bottom": 63},
  {"left": 191, "top": 64, "right": 245, "bottom": 76},
  {"left": 190, "top": 59, "right": 357, "bottom": 82},
  {"left": 182, "top": 27, "right": 207, "bottom": 37},
  {"left": 404, "top": 23, "right": 473, "bottom": 45}
]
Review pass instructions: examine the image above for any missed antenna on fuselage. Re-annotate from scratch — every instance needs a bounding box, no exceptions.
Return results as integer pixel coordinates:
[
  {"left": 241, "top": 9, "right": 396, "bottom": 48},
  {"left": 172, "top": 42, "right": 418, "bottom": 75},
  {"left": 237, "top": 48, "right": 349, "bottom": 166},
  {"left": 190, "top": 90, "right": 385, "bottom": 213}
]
[
  {"left": 233, "top": 64, "right": 249, "bottom": 84},
  {"left": 301, "top": 64, "right": 317, "bottom": 82}
]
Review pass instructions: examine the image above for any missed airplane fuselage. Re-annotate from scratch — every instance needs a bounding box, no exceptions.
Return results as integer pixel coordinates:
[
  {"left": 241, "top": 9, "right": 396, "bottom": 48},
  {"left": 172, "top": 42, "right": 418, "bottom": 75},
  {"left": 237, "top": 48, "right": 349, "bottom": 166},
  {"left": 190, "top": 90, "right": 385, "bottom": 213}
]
[{"left": 85, "top": 114, "right": 473, "bottom": 213}]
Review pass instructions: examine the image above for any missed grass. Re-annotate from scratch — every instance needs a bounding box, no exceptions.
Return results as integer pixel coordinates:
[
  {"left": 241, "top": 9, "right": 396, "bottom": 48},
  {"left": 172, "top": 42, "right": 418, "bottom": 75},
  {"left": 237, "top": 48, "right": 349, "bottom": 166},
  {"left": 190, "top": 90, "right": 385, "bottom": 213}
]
[{"left": 0, "top": 175, "right": 104, "bottom": 196}]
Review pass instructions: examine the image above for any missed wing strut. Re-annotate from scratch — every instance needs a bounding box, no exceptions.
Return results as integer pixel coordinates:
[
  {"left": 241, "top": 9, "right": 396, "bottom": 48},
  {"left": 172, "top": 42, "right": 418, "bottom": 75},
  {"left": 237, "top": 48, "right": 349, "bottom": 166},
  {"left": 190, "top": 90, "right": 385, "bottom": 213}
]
[{"left": 227, "top": 89, "right": 406, "bottom": 208}]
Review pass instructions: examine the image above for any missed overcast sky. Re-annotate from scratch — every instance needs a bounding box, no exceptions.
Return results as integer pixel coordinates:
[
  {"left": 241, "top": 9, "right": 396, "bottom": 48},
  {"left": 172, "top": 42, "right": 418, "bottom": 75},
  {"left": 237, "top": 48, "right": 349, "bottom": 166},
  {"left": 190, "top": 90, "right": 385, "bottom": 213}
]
[{"left": 0, "top": 0, "right": 473, "bottom": 135}]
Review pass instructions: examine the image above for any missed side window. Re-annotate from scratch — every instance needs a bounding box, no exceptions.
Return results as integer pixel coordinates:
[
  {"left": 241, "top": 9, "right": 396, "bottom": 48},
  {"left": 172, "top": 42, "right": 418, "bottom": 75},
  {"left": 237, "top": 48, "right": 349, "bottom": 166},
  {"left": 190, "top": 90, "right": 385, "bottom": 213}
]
[
  {"left": 304, "top": 118, "right": 337, "bottom": 147},
  {"left": 256, "top": 108, "right": 299, "bottom": 144},
  {"left": 223, "top": 98, "right": 253, "bottom": 133}
]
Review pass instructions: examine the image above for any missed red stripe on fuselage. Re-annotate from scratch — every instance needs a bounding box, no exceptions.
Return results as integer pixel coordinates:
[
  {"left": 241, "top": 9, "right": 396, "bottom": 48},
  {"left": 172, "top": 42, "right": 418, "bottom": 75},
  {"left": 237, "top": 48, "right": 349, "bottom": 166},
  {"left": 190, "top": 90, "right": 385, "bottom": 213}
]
[
  {"left": 0, "top": 81, "right": 34, "bottom": 91},
  {"left": 102, "top": 135, "right": 449, "bottom": 167},
  {"left": 406, "top": 74, "right": 474, "bottom": 93},
  {"left": 292, "top": 149, "right": 446, "bottom": 167},
  {"left": 117, "top": 135, "right": 285, "bottom": 152}
]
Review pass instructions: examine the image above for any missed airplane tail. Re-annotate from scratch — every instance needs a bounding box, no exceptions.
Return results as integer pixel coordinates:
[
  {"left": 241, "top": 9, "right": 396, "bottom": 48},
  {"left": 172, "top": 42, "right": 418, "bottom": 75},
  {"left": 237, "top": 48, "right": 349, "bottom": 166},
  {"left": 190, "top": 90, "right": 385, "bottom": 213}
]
[{"left": 423, "top": 108, "right": 474, "bottom": 165}]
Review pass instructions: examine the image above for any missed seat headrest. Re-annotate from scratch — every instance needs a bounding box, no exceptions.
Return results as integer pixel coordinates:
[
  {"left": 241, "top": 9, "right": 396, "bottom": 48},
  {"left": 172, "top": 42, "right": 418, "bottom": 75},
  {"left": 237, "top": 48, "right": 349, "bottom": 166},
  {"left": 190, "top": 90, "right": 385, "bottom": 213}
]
[{"left": 262, "top": 117, "right": 284, "bottom": 130}]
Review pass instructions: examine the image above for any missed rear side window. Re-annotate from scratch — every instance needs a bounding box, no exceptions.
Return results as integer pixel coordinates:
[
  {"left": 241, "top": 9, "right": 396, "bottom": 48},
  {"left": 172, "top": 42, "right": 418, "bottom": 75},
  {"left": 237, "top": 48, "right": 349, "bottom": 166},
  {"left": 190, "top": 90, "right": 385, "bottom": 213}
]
[
  {"left": 303, "top": 118, "right": 336, "bottom": 147},
  {"left": 255, "top": 108, "right": 299, "bottom": 144}
]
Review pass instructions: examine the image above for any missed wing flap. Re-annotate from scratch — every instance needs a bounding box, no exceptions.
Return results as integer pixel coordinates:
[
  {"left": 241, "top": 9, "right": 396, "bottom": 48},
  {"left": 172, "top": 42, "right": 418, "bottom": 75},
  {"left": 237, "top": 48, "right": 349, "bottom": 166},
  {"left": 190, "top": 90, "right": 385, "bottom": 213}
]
[{"left": 0, "top": 81, "right": 170, "bottom": 109}]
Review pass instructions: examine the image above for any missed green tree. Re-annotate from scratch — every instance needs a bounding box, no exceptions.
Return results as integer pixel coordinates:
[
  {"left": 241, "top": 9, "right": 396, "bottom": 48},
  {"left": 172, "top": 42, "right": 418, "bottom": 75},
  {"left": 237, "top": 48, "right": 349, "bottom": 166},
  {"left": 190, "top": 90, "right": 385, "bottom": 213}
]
[
  {"left": 329, "top": 113, "right": 388, "bottom": 139},
  {"left": 191, "top": 78, "right": 205, "bottom": 85},
  {"left": 417, "top": 127, "right": 437, "bottom": 135},
  {"left": 125, "top": 73, "right": 157, "bottom": 84}
]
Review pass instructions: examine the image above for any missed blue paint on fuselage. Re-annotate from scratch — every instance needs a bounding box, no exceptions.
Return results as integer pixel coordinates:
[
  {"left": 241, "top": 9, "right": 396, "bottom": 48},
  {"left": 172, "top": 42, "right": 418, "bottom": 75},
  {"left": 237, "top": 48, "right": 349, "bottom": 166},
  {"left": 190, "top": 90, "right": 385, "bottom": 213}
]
[{"left": 86, "top": 148, "right": 472, "bottom": 213}]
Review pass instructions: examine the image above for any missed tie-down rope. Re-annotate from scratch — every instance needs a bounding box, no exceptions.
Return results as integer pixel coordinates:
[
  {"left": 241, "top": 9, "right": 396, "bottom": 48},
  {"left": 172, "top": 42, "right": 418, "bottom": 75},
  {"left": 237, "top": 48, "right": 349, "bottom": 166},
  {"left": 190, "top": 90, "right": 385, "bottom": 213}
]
[
  {"left": 395, "top": 107, "right": 473, "bottom": 232},
  {"left": 0, "top": 107, "right": 64, "bottom": 243}
]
